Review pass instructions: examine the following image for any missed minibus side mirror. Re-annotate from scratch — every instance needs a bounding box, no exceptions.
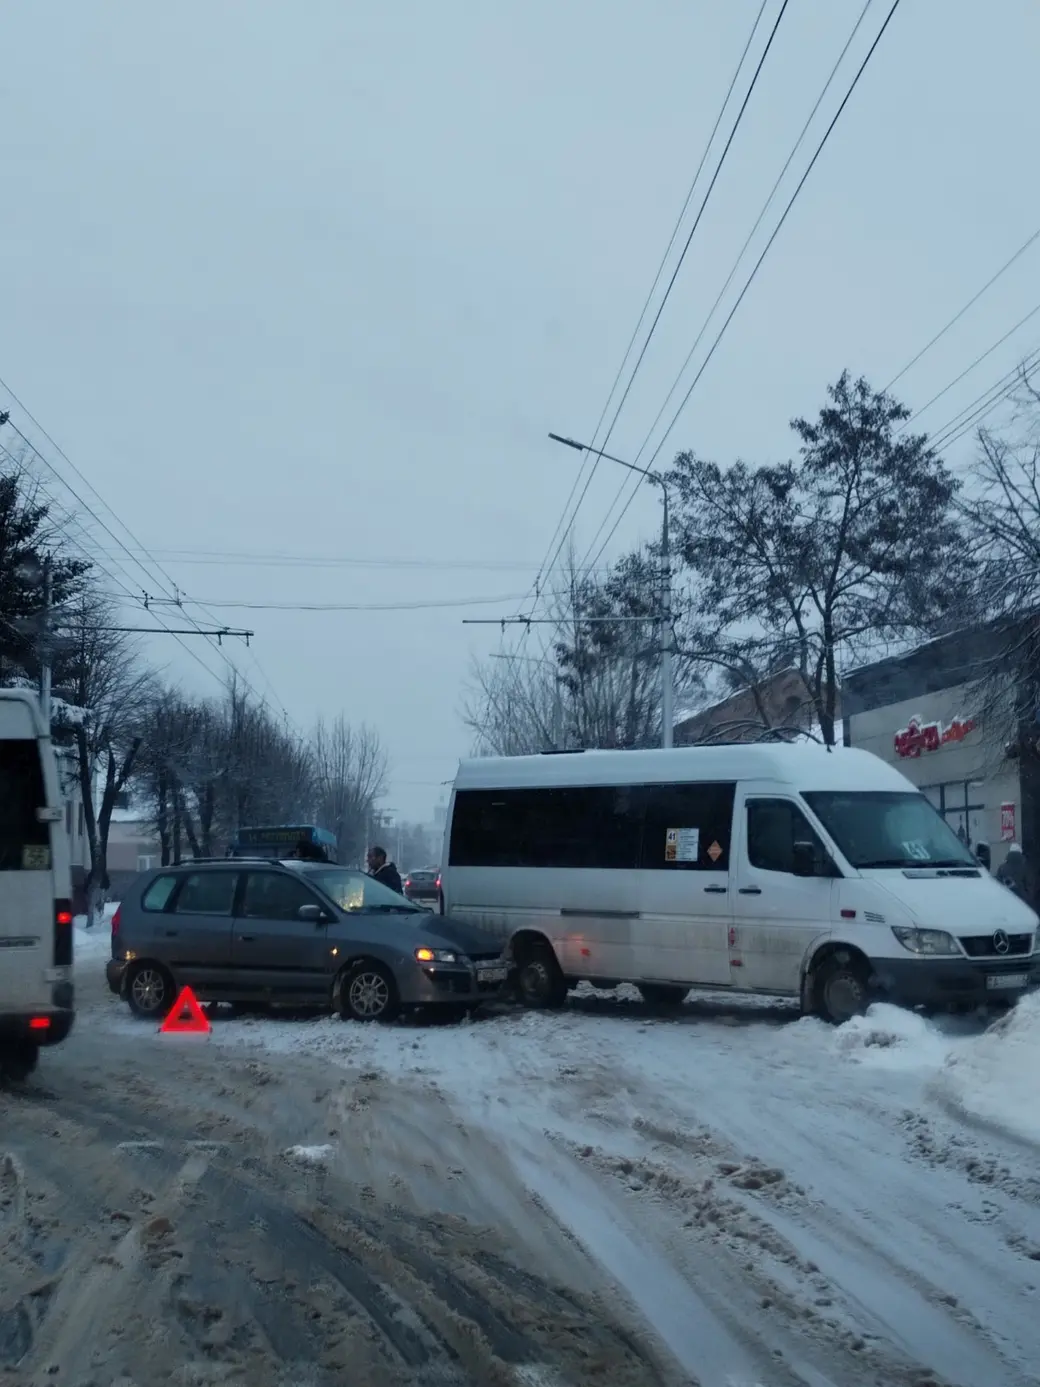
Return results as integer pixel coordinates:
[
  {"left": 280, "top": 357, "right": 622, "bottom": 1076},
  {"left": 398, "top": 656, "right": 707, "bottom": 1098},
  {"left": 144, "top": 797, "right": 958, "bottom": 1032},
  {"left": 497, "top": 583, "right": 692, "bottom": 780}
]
[{"left": 791, "top": 841, "right": 818, "bottom": 878}]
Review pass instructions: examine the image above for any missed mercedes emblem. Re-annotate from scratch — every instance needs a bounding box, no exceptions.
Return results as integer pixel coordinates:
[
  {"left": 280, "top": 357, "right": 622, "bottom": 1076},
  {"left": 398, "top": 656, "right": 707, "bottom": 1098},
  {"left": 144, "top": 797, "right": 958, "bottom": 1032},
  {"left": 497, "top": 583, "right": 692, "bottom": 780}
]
[{"left": 993, "top": 929, "right": 1010, "bottom": 955}]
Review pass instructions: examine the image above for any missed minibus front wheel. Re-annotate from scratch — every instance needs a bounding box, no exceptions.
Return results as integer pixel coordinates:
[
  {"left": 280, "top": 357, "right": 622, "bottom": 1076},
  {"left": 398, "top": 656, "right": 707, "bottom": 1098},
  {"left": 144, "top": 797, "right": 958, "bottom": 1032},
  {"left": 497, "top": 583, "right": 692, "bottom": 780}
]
[
  {"left": 808, "top": 948, "right": 871, "bottom": 1025},
  {"left": 513, "top": 936, "right": 568, "bottom": 1010}
]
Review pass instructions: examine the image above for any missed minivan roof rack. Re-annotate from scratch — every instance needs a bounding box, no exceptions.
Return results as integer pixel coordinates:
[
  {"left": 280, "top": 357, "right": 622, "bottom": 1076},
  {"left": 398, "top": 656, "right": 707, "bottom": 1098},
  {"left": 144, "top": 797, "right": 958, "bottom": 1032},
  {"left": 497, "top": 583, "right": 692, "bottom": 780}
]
[{"left": 540, "top": 748, "right": 585, "bottom": 755}]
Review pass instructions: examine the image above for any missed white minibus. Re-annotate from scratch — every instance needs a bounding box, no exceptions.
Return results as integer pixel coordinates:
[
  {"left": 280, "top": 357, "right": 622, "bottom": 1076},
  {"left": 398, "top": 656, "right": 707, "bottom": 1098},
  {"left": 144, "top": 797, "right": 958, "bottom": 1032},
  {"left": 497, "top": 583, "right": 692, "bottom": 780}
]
[
  {"left": 440, "top": 744, "right": 1039, "bottom": 1023},
  {"left": 0, "top": 688, "right": 74, "bottom": 1079}
]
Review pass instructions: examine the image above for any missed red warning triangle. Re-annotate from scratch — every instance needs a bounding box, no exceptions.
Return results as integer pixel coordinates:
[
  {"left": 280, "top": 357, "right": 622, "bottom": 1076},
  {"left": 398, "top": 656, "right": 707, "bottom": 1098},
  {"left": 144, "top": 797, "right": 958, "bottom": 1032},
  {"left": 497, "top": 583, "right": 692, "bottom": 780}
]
[{"left": 159, "top": 986, "right": 212, "bottom": 1035}]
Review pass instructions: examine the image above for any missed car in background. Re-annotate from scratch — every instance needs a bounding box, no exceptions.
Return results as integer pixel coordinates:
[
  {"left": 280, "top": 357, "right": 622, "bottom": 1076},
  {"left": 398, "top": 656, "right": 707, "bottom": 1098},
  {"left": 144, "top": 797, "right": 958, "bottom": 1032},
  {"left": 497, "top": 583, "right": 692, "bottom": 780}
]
[
  {"left": 106, "top": 858, "right": 511, "bottom": 1023},
  {"left": 403, "top": 867, "right": 440, "bottom": 907}
]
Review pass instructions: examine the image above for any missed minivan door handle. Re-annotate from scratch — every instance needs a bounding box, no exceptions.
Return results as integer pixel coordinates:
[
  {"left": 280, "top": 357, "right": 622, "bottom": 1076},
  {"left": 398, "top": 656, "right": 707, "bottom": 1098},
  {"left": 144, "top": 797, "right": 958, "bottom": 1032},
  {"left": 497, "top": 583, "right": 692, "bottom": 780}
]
[
  {"left": 703, "top": 884, "right": 727, "bottom": 894},
  {"left": 738, "top": 887, "right": 762, "bottom": 895},
  {"left": 238, "top": 934, "right": 256, "bottom": 943}
]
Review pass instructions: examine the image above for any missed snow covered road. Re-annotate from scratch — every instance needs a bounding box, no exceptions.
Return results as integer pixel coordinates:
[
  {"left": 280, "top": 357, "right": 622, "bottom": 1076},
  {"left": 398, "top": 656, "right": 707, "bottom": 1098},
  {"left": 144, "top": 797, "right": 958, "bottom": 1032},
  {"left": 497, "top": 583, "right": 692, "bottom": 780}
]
[{"left": 4, "top": 925, "right": 1040, "bottom": 1386}]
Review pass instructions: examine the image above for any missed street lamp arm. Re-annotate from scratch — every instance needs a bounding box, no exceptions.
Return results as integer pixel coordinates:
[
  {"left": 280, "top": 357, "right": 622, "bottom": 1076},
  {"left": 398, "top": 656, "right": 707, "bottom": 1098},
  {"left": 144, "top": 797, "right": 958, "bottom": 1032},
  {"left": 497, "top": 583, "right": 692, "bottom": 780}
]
[{"left": 547, "top": 432, "right": 664, "bottom": 487}]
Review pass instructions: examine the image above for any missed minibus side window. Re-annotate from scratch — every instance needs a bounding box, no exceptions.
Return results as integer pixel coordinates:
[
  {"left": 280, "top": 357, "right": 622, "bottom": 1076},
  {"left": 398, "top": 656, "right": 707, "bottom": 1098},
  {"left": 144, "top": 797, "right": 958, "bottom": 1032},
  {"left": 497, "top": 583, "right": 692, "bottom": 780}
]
[
  {"left": 448, "top": 786, "right": 645, "bottom": 869},
  {"left": 746, "top": 799, "right": 827, "bottom": 874},
  {"left": 639, "top": 782, "right": 735, "bottom": 871},
  {"left": 0, "top": 739, "right": 50, "bottom": 871}
]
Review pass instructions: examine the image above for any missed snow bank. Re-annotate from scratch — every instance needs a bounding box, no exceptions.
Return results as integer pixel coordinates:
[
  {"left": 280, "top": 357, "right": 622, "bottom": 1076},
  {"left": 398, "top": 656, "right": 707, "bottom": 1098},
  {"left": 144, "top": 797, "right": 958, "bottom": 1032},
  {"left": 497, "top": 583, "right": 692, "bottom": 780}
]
[
  {"left": 942, "top": 993, "right": 1040, "bottom": 1146},
  {"left": 74, "top": 905, "right": 117, "bottom": 965},
  {"left": 831, "top": 1003, "right": 952, "bottom": 1071}
]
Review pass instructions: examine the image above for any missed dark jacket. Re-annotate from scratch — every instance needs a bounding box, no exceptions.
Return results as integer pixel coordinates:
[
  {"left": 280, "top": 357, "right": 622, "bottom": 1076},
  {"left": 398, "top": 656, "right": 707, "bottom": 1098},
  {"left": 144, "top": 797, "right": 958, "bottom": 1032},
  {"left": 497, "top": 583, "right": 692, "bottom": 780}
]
[{"left": 371, "top": 860, "right": 403, "bottom": 895}]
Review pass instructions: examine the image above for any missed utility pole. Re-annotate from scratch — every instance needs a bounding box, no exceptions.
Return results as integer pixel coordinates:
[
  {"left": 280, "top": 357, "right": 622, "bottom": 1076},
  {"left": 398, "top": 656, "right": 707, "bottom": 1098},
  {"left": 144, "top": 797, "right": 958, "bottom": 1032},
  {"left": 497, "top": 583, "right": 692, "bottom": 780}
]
[
  {"left": 38, "top": 555, "right": 52, "bottom": 733},
  {"left": 660, "top": 487, "right": 673, "bottom": 749},
  {"left": 547, "top": 433, "right": 675, "bottom": 750}
]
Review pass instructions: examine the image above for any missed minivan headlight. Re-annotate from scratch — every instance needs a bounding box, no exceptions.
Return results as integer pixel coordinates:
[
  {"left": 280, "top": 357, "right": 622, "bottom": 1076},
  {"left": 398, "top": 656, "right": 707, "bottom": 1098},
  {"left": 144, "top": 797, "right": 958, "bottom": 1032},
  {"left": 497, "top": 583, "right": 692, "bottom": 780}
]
[
  {"left": 891, "top": 926, "right": 959, "bottom": 956},
  {"left": 415, "top": 947, "right": 462, "bottom": 965}
]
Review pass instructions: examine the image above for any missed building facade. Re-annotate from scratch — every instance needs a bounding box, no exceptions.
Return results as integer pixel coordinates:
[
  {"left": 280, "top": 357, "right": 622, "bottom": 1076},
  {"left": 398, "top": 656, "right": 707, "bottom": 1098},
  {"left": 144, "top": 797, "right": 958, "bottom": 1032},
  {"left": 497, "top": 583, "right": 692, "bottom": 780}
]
[
  {"left": 842, "top": 623, "right": 1032, "bottom": 876},
  {"left": 675, "top": 668, "right": 837, "bottom": 746}
]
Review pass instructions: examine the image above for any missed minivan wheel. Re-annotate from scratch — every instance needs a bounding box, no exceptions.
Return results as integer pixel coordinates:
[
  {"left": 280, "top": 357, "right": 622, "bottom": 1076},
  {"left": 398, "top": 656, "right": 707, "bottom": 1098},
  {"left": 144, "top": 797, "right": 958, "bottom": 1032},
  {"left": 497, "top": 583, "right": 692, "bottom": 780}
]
[
  {"left": 516, "top": 946, "right": 568, "bottom": 1010},
  {"left": 813, "top": 956, "right": 870, "bottom": 1025},
  {"left": 126, "top": 963, "right": 174, "bottom": 1019},
  {"left": 341, "top": 964, "right": 400, "bottom": 1023}
]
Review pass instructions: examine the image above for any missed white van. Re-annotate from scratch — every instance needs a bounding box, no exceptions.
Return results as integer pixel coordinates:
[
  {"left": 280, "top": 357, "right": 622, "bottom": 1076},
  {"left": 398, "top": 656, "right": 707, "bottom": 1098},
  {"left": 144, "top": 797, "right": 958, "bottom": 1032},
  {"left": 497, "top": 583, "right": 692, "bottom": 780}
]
[
  {"left": 0, "top": 688, "right": 74, "bottom": 1079},
  {"left": 440, "top": 744, "right": 1039, "bottom": 1022}
]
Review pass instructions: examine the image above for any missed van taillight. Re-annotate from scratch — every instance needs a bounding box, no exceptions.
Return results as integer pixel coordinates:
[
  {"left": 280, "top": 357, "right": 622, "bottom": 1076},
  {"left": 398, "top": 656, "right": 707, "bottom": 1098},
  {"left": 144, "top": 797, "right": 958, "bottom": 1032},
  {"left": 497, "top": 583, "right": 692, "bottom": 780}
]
[
  {"left": 111, "top": 906, "right": 121, "bottom": 938},
  {"left": 54, "top": 899, "right": 73, "bottom": 967}
]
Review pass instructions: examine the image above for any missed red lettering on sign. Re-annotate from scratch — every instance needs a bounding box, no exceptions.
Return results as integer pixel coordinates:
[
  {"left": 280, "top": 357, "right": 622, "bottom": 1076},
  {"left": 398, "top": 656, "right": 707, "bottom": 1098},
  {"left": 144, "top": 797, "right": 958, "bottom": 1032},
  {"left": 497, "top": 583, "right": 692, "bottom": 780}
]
[{"left": 894, "top": 714, "right": 976, "bottom": 759}]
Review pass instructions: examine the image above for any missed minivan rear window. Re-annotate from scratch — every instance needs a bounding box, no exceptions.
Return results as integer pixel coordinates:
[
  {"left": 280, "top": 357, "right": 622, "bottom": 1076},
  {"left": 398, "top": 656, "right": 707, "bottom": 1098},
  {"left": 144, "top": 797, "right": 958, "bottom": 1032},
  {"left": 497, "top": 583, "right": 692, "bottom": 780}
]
[
  {"left": 0, "top": 739, "right": 50, "bottom": 871},
  {"left": 142, "top": 875, "right": 179, "bottom": 911}
]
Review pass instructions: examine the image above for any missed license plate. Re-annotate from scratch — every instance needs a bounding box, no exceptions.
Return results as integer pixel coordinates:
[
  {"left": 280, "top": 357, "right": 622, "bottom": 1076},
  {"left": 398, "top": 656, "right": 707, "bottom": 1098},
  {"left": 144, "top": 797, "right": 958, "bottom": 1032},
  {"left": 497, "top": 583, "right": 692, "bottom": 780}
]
[
  {"left": 986, "top": 972, "right": 1030, "bottom": 990},
  {"left": 477, "top": 966, "right": 508, "bottom": 984}
]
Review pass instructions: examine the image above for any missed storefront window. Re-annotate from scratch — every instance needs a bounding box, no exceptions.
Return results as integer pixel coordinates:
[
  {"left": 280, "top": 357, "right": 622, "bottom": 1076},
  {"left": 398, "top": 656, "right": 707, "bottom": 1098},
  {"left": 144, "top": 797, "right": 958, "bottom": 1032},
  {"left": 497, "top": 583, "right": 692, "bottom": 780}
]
[{"left": 922, "top": 780, "right": 986, "bottom": 848}]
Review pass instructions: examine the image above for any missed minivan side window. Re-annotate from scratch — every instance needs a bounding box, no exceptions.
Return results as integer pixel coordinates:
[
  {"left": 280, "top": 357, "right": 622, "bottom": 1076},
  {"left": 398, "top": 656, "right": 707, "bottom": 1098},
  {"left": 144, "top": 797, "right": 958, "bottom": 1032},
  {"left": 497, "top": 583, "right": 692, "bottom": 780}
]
[
  {"left": 142, "top": 875, "right": 179, "bottom": 911},
  {"left": 639, "top": 782, "right": 735, "bottom": 871},
  {"left": 173, "top": 872, "right": 237, "bottom": 915},
  {"left": 241, "top": 872, "right": 322, "bottom": 921},
  {"left": 747, "top": 799, "right": 826, "bottom": 874}
]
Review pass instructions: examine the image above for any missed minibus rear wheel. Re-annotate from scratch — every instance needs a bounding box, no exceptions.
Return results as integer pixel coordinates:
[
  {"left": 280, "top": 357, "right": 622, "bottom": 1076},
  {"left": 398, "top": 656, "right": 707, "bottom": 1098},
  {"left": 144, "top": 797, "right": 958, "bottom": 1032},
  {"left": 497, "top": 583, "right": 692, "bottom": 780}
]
[{"left": 811, "top": 951, "right": 870, "bottom": 1025}]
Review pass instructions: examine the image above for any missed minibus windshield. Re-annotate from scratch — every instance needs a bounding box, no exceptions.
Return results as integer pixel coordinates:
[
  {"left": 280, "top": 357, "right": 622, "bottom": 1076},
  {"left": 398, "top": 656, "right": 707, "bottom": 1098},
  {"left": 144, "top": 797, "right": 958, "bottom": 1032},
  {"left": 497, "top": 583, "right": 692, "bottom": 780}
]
[{"left": 801, "top": 790, "right": 977, "bottom": 870}]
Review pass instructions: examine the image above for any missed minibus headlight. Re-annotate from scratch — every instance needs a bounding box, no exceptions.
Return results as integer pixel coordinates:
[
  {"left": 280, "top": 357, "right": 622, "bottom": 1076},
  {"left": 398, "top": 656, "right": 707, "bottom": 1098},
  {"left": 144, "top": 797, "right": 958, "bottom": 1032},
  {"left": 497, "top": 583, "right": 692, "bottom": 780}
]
[{"left": 891, "top": 926, "right": 959, "bottom": 956}]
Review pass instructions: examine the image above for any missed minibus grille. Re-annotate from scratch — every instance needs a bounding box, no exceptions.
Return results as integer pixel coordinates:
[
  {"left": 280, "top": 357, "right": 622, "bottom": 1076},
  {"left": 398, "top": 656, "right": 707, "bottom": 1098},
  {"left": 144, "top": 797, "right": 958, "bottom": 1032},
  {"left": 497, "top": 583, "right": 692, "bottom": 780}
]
[{"left": 960, "top": 932, "right": 1033, "bottom": 958}]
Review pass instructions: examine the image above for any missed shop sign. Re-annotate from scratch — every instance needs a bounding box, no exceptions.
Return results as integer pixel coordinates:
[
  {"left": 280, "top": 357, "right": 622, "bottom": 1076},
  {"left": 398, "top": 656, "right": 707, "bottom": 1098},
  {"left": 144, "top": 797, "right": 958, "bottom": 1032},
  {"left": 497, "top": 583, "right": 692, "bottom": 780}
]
[
  {"left": 894, "top": 713, "right": 976, "bottom": 759},
  {"left": 1001, "top": 802, "right": 1016, "bottom": 842}
]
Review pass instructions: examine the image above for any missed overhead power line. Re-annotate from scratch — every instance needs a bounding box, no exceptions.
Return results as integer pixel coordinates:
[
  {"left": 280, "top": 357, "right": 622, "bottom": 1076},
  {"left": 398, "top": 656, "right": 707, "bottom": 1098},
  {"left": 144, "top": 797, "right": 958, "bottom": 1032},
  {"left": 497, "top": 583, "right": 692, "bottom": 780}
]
[
  {"left": 143, "top": 591, "right": 532, "bottom": 613},
  {"left": 0, "top": 382, "right": 295, "bottom": 723},
  {"left": 899, "top": 298, "right": 1040, "bottom": 429},
  {"left": 929, "top": 346, "right": 1040, "bottom": 454},
  {"left": 578, "top": 0, "right": 904, "bottom": 582},
  {"left": 885, "top": 222, "right": 1040, "bottom": 391},
  {"left": 525, "top": 0, "right": 785, "bottom": 614},
  {"left": 574, "top": 0, "right": 877, "bottom": 577}
]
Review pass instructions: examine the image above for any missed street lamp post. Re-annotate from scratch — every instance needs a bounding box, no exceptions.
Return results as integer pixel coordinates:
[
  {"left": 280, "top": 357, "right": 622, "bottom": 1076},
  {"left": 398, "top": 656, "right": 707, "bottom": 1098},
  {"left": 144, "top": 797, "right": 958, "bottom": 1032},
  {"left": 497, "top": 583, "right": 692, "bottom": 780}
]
[{"left": 548, "top": 434, "right": 674, "bottom": 750}]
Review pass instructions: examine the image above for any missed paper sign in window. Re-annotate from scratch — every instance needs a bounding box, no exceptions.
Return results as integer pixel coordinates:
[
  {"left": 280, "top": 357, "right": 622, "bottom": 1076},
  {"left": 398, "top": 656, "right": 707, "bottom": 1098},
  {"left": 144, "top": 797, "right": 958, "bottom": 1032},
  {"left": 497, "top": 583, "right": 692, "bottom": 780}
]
[{"left": 666, "top": 827, "right": 700, "bottom": 862}]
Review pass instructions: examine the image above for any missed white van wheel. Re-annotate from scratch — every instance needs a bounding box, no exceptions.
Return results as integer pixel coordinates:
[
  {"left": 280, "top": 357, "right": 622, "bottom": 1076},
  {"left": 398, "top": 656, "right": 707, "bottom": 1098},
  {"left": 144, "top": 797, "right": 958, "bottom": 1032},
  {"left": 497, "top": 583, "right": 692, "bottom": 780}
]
[
  {"left": 516, "top": 944, "right": 568, "bottom": 1010},
  {"left": 813, "top": 955, "right": 869, "bottom": 1025}
]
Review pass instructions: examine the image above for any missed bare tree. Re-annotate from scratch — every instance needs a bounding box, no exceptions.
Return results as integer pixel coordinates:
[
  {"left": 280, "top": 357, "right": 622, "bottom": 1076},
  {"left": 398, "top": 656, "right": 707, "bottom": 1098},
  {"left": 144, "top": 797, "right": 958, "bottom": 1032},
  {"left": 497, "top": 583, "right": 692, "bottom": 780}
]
[
  {"left": 53, "top": 595, "right": 155, "bottom": 922},
  {"left": 463, "top": 543, "right": 703, "bottom": 754},
  {"left": 960, "top": 363, "right": 1040, "bottom": 759},
  {"left": 312, "top": 716, "right": 387, "bottom": 864}
]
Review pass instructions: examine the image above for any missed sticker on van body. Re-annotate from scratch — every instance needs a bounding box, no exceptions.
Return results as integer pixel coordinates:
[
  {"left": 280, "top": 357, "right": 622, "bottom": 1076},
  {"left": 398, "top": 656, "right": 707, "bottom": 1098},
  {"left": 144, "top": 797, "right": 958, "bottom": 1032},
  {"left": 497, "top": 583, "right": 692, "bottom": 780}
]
[
  {"left": 665, "top": 828, "right": 700, "bottom": 862},
  {"left": 21, "top": 845, "right": 50, "bottom": 870}
]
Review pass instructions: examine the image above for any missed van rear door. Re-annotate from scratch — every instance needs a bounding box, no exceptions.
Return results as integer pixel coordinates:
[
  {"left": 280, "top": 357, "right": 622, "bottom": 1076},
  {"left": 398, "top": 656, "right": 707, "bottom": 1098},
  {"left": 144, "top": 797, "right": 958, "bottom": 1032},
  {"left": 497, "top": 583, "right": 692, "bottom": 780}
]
[{"left": 0, "top": 693, "right": 59, "bottom": 1010}]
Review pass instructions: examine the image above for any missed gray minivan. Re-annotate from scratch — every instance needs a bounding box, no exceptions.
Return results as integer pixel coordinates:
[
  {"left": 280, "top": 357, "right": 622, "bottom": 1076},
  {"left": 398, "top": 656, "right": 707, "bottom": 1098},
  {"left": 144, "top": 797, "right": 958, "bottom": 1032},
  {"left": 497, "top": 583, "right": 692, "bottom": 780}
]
[{"left": 106, "top": 859, "right": 512, "bottom": 1022}]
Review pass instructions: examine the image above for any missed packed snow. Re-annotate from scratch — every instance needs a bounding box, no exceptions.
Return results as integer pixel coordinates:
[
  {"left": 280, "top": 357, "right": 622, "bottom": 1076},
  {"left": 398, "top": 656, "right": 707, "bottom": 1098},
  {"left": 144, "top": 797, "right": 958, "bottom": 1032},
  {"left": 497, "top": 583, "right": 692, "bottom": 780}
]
[{"left": 76, "top": 943, "right": 1040, "bottom": 1384}]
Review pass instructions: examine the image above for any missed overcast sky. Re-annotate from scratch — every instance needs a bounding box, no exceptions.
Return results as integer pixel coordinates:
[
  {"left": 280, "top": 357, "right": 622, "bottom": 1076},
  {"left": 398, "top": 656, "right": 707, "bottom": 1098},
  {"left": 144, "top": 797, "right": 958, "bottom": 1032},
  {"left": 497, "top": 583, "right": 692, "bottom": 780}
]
[{"left": 3, "top": 0, "right": 1039, "bottom": 825}]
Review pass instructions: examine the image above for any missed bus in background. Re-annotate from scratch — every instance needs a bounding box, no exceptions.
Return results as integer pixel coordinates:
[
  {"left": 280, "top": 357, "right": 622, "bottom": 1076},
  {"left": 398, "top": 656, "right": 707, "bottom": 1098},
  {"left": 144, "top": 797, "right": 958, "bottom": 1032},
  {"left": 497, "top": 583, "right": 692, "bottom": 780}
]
[
  {"left": 0, "top": 688, "right": 74, "bottom": 1081},
  {"left": 228, "top": 824, "right": 339, "bottom": 863}
]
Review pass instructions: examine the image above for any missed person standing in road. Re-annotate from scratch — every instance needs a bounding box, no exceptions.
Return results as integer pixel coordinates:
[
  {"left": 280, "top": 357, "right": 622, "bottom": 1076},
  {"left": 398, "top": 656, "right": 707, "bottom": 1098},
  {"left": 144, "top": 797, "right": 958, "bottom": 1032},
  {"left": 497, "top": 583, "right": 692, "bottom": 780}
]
[
  {"left": 997, "top": 841, "right": 1032, "bottom": 904},
  {"left": 367, "top": 844, "right": 403, "bottom": 894}
]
